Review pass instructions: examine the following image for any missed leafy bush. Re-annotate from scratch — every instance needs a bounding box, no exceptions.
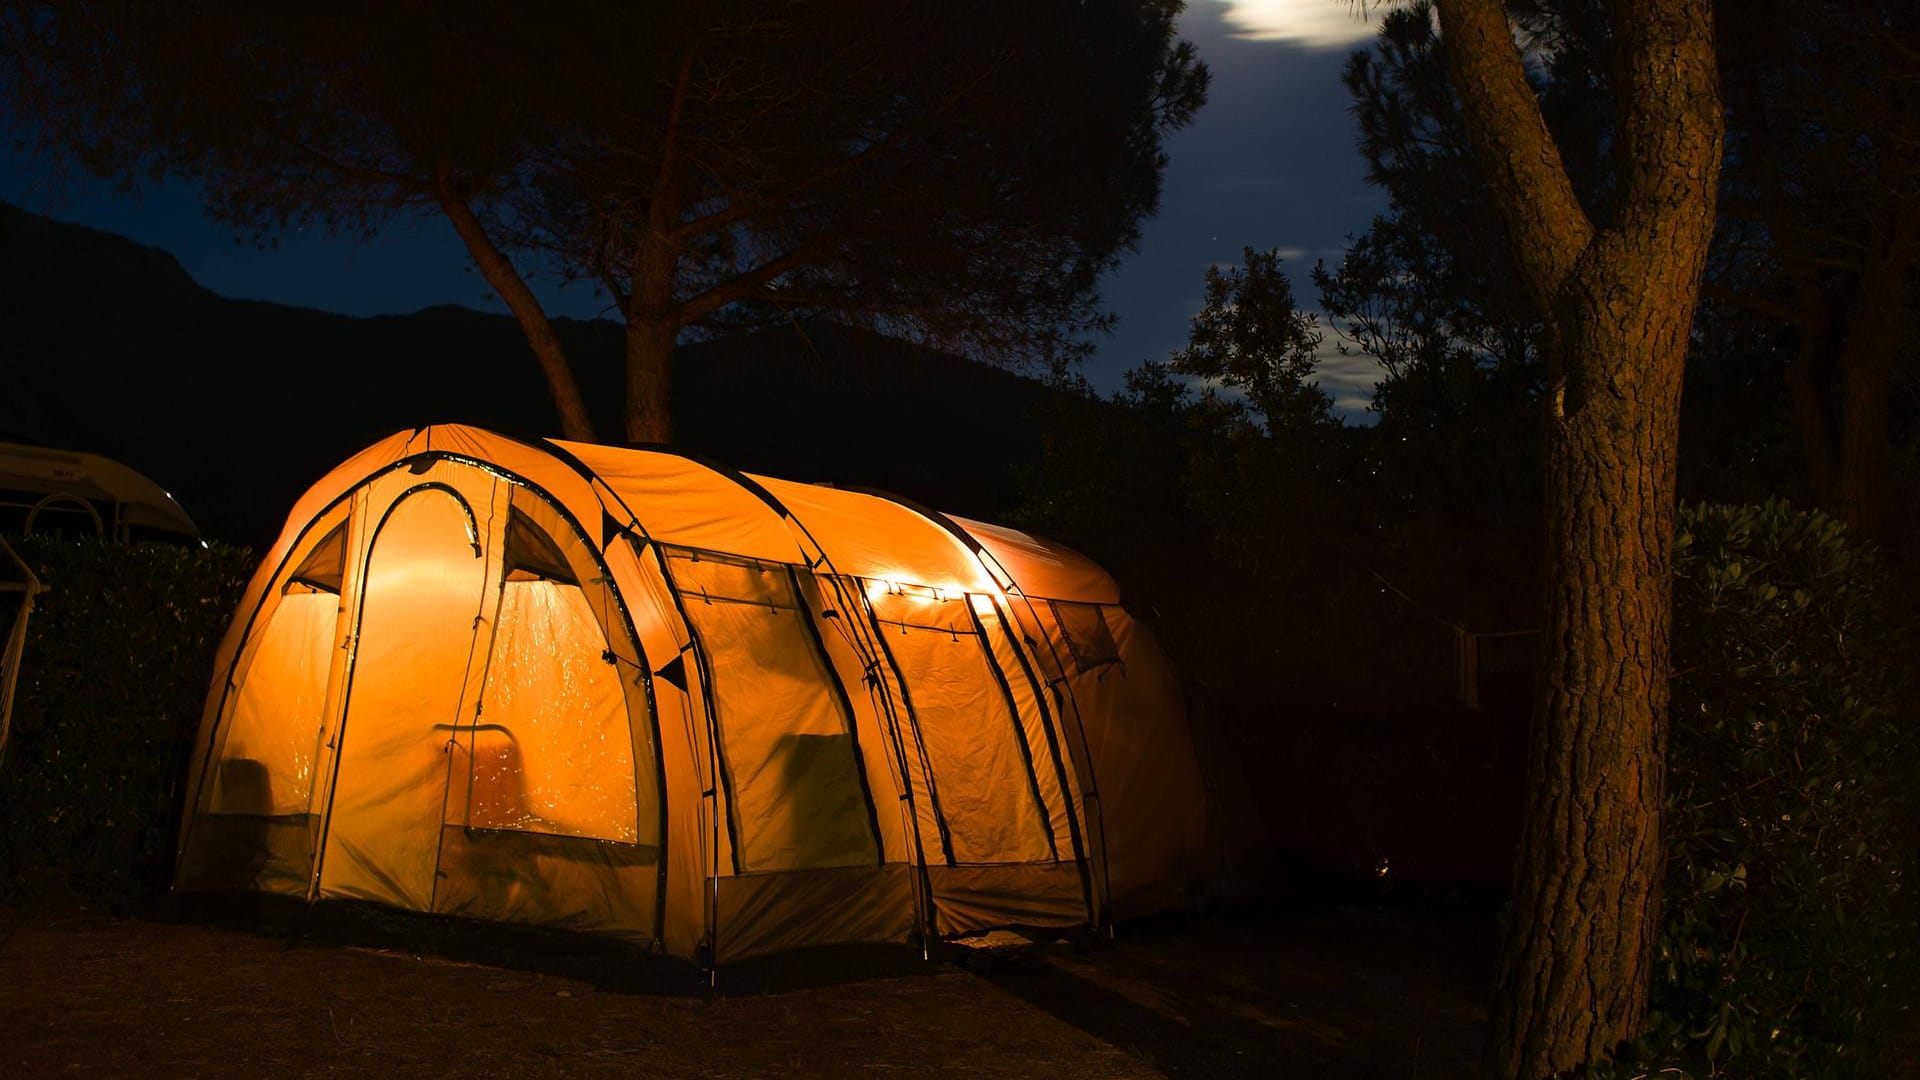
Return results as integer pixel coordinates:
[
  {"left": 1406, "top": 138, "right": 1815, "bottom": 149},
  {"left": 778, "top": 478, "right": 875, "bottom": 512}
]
[
  {"left": 1609, "top": 500, "right": 1917, "bottom": 1078},
  {"left": 0, "top": 537, "right": 254, "bottom": 905}
]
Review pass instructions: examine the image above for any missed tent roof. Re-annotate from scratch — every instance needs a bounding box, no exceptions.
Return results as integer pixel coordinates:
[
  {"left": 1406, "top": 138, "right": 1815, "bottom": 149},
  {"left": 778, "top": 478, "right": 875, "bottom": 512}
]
[
  {"left": 553, "top": 440, "right": 804, "bottom": 564},
  {"left": 748, "top": 476, "right": 995, "bottom": 594},
  {"left": 948, "top": 515, "right": 1119, "bottom": 605},
  {"left": 280, "top": 426, "right": 1118, "bottom": 605}
]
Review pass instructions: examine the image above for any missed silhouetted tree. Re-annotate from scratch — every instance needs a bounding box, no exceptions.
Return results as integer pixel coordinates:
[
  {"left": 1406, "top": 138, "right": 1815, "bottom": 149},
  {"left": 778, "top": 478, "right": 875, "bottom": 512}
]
[{"left": 0, "top": 0, "right": 1207, "bottom": 443}]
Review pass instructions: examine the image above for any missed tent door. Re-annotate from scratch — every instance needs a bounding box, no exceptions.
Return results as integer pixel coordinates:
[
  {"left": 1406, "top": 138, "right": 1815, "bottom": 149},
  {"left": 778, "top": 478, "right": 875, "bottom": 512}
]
[{"left": 315, "top": 485, "right": 490, "bottom": 910}]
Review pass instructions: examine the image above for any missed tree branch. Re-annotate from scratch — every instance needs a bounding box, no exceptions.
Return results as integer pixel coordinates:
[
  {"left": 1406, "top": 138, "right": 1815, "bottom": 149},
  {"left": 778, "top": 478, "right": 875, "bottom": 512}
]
[
  {"left": 677, "top": 245, "right": 822, "bottom": 324},
  {"left": 432, "top": 160, "right": 597, "bottom": 442},
  {"left": 1434, "top": 0, "right": 1593, "bottom": 304},
  {"left": 1608, "top": 0, "right": 1724, "bottom": 246}
]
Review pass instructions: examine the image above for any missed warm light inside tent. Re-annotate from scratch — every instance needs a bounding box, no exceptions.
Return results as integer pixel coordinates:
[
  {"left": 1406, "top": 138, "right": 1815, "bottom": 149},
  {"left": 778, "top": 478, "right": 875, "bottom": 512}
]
[{"left": 864, "top": 578, "right": 998, "bottom": 606}]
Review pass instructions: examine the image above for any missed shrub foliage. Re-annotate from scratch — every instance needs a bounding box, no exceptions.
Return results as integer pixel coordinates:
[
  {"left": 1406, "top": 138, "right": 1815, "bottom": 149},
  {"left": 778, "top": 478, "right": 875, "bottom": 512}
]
[
  {"left": 1612, "top": 500, "right": 1917, "bottom": 1077},
  {"left": 0, "top": 537, "right": 253, "bottom": 904}
]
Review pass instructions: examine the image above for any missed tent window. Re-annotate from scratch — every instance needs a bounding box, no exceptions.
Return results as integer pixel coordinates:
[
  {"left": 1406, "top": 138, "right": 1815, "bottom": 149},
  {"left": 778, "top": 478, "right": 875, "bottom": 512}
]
[
  {"left": 869, "top": 587, "right": 1055, "bottom": 865},
  {"left": 668, "top": 548, "right": 877, "bottom": 873},
  {"left": 449, "top": 512, "right": 636, "bottom": 844},
  {"left": 1051, "top": 601, "right": 1120, "bottom": 674},
  {"left": 287, "top": 522, "right": 347, "bottom": 594},
  {"left": 503, "top": 509, "right": 577, "bottom": 585}
]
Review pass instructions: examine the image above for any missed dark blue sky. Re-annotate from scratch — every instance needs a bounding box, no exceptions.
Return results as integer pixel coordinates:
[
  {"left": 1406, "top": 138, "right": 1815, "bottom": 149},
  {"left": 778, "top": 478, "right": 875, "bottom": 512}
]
[{"left": 1, "top": 2, "right": 1388, "bottom": 414}]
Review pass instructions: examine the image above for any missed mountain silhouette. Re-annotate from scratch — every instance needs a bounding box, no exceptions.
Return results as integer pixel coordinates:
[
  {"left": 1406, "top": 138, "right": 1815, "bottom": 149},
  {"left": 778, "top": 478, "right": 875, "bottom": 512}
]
[{"left": 0, "top": 200, "right": 1061, "bottom": 548}]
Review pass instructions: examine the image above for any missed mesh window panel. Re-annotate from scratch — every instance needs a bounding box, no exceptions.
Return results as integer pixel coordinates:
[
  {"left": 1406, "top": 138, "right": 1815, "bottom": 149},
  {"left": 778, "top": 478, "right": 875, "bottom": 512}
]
[{"left": 1050, "top": 601, "right": 1121, "bottom": 674}]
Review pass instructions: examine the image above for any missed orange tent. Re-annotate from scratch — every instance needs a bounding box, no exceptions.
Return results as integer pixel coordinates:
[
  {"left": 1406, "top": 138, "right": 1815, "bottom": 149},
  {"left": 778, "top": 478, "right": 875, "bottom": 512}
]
[{"left": 176, "top": 425, "right": 1209, "bottom": 963}]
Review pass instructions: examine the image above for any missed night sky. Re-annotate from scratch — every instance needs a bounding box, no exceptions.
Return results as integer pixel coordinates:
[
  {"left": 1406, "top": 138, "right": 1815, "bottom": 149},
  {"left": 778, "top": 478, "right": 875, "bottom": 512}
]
[{"left": 0, "top": 1, "right": 1388, "bottom": 415}]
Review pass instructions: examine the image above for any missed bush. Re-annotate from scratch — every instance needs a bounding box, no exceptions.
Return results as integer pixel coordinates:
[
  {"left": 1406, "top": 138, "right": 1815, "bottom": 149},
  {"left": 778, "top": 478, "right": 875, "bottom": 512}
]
[
  {"left": 1609, "top": 500, "right": 1917, "bottom": 1078},
  {"left": 0, "top": 536, "right": 254, "bottom": 906}
]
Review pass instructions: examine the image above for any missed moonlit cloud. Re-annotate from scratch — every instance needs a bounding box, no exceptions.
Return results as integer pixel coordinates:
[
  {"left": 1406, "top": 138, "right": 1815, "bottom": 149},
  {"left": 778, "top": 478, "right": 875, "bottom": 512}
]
[
  {"left": 1208, "top": 0, "right": 1380, "bottom": 49},
  {"left": 1314, "top": 344, "right": 1386, "bottom": 421}
]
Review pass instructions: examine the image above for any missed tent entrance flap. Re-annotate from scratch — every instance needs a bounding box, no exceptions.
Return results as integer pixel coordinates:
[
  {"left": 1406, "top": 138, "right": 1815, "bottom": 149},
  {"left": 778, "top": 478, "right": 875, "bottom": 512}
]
[{"left": 317, "top": 485, "right": 491, "bottom": 910}]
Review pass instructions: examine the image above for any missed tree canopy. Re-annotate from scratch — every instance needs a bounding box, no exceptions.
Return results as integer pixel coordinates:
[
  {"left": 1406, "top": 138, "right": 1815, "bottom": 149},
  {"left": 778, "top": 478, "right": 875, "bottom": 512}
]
[
  {"left": 0, "top": 0, "right": 1208, "bottom": 442},
  {"left": 1316, "top": 0, "right": 1919, "bottom": 544}
]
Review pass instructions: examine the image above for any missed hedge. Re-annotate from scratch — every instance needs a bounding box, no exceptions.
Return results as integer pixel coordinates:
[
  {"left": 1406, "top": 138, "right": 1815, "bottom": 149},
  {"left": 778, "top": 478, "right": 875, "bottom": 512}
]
[{"left": 0, "top": 536, "right": 253, "bottom": 905}]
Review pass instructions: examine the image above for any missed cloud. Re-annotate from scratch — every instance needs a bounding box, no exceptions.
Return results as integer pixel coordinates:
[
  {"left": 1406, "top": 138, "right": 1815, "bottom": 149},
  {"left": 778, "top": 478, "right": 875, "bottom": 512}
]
[{"left": 1206, "top": 0, "right": 1380, "bottom": 49}]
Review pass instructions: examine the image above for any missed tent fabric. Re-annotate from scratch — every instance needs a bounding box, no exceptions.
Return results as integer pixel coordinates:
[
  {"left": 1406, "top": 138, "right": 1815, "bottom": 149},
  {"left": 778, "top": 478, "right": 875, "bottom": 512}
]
[
  {"left": 946, "top": 514, "right": 1119, "bottom": 605},
  {"left": 177, "top": 424, "right": 1210, "bottom": 964}
]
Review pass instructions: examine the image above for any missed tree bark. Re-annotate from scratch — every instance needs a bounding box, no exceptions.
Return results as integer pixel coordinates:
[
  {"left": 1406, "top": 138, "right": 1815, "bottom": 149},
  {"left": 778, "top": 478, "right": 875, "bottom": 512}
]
[
  {"left": 1832, "top": 342, "right": 1893, "bottom": 541},
  {"left": 434, "top": 173, "right": 598, "bottom": 444},
  {"left": 624, "top": 207, "right": 681, "bottom": 444},
  {"left": 1487, "top": 264, "right": 1694, "bottom": 1079},
  {"left": 623, "top": 314, "right": 676, "bottom": 445},
  {"left": 620, "top": 54, "right": 692, "bottom": 446},
  {"left": 1433, "top": 0, "right": 1723, "bottom": 1076}
]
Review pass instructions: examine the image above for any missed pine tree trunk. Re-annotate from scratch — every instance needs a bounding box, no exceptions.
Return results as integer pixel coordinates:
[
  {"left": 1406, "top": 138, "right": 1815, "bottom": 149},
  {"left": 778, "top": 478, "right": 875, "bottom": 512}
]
[
  {"left": 1484, "top": 278, "right": 1692, "bottom": 1077},
  {"left": 623, "top": 212, "right": 681, "bottom": 446},
  {"left": 1833, "top": 344, "right": 1893, "bottom": 542},
  {"left": 1784, "top": 300, "right": 1837, "bottom": 508},
  {"left": 623, "top": 317, "right": 675, "bottom": 445},
  {"left": 1432, "top": 1, "right": 1722, "bottom": 1075}
]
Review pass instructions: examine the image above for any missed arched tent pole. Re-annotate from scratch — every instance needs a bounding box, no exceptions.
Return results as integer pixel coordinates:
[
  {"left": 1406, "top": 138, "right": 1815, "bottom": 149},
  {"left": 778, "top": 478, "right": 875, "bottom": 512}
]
[
  {"left": 535, "top": 440, "right": 729, "bottom": 984},
  {"left": 768, "top": 517, "right": 937, "bottom": 959},
  {"left": 845, "top": 487, "right": 1112, "bottom": 936},
  {"left": 307, "top": 479, "right": 486, "bottom": 897},
  {"left": 593, "top": 444, "right": 937, "bottom": 964}
]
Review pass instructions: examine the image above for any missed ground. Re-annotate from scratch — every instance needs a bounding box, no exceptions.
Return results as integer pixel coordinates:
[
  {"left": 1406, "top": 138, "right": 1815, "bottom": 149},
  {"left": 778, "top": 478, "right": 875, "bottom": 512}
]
[{"left": 0, "top": 896, "right": 1493, "bottom": 1078}]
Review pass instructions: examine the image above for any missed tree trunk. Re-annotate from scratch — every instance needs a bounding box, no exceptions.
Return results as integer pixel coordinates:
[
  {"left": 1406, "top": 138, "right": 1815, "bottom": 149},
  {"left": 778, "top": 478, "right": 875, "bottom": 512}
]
[
  {"left": 1832, "top": 336, "right": 1894, "bottom": 542},
  {"left": 1484, "top": 275, "right": 1692, "bottom": 1078},
  {"left": 624, "top": 316, "right": 676, "bottom": 445},
  {"left": 1433, "top": 0, "right": 1722, "bottom": 1075},
  {"left": 1784, "top": 292, "right": 1837, "bottom": 507},
  {"left": 434, "top": 180, "right": 598, "bottom": 443},
  {"left": 1826, "top": 227, "right": 1911, "bottom": 541},
  {"left": 623, "top": 213, "right": 681, "bottom": 445}
]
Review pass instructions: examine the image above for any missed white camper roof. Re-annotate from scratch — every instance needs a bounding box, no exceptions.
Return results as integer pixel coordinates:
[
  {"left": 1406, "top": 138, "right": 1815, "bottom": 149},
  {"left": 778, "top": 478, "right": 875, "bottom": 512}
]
[{"left": 0, "top": 441, "right": 201, "bottom": 541}]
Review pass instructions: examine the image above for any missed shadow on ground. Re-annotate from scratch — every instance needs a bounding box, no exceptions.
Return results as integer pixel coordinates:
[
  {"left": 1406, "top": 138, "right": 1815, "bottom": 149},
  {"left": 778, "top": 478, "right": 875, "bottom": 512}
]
[
  {"left": 969, "top": 908, "right": 1493, "bottom": 1079},
  {"left": 1, "top": 893, "right": 1495, "bottom": 1078}
]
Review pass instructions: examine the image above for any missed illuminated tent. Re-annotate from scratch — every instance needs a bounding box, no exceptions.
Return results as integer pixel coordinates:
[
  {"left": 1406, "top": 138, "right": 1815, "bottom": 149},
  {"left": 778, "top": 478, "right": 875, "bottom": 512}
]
[{"left": 176, "top": 425, "right": 1209, "bottom": 963}]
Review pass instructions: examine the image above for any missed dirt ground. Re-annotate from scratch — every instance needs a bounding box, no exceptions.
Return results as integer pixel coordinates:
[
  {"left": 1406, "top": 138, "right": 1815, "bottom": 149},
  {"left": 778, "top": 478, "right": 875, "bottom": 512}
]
[{"left": 0, "top": 896, "right": 1494, "bottom": 1078}]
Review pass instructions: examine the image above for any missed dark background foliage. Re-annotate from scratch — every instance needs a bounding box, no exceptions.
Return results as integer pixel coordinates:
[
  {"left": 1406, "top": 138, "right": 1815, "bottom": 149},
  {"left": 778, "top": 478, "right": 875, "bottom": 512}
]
[
  {"left": 1601, "top": 501, "right": 1917, "bottom": 1077},
  {"left": 0, "top": 537, "right": 252, "bottom": 905}
]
